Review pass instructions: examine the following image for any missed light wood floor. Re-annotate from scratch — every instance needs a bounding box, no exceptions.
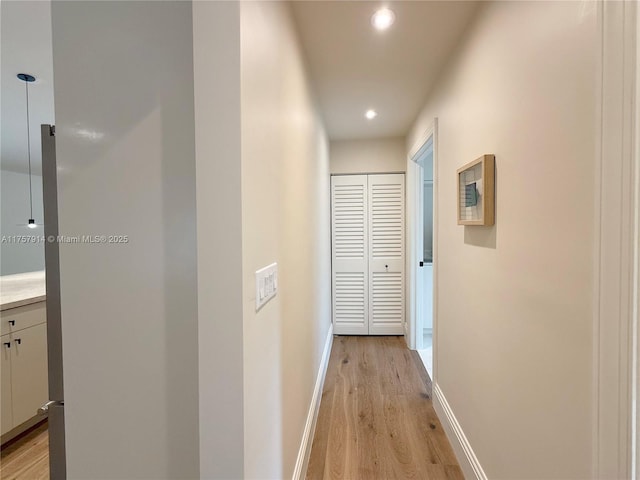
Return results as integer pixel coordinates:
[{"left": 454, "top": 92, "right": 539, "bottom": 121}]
[
  {"left": 306, "top": 336, "right": 463, "bottom": 480},
  {"left": 0, "top": 421, "right": 49, "bottom": 480},
  {"left": 0, "top": 338, "right": 460, "bottom": 480}
]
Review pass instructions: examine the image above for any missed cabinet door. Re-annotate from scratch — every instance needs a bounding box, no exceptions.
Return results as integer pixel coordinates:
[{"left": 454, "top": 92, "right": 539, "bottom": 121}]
[
  {"left": 1, "top": 334, "right": 12, "bottom": 435},
  {"left": 368, "top": 174, "right": 405, "bottom": 335},
  {"left": 11, "top": 324, "right": 48, "bottom": 427}
]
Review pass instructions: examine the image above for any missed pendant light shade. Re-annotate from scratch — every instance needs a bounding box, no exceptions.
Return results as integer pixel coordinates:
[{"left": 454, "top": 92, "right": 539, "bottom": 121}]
[
  {"left": 17, "top": 73, "right": 35, "bottom": 83},
  {"left": 17, "top": 73, "right": 37, "bottom": 229}
]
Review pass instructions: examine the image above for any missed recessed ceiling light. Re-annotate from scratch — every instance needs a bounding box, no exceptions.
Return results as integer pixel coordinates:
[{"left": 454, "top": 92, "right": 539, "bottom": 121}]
[
  {"left": 365, "top": 109, "right": 378, "bottom": 120},
  {"left": 371, "top": 8, "right": 395, "bottom": 31}
]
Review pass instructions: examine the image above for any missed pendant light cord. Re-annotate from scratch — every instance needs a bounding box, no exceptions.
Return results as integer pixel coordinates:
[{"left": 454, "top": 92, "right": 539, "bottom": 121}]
[{"left": 24, "top": 79, "right": 33, "bottom": 219}]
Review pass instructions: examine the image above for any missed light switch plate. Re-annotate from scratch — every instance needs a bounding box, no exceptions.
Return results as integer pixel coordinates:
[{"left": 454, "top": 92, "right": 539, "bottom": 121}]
[{"left": 255, "top": 262, "right": 278, "bottom": 311}]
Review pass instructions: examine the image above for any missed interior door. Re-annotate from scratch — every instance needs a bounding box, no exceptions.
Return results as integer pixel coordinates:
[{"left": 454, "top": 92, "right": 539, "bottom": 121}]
[
  {"left": 331, "top": 175, "right": 369, "bottom": 335},
  {"left": 368, "top": 174, "right": 405, "bottom": 335}
]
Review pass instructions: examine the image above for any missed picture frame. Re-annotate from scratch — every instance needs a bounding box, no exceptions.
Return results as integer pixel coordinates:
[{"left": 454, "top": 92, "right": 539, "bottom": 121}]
[{"left": 457, "top": 154, "right": 495, "bottom": 226}]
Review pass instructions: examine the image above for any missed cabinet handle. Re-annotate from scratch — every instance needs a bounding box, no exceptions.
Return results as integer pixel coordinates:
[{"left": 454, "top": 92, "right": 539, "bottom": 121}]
[
  {"left": 38, "top": 400, "right": 63, "bottom": 416},
  {"left": 14, "top": 339, "right": 21, "bottom": 345},
  {"left": 3, "top": 342, "right": 10, "bottom": 349},
  {"left": 8, "top": 320, "right": 15, "bottom": 326}
]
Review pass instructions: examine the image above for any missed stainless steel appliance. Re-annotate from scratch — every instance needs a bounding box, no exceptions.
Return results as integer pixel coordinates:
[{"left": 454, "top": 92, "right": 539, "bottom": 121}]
[{"left": 40, "top": 124, "right": 66, "bottom": 479}]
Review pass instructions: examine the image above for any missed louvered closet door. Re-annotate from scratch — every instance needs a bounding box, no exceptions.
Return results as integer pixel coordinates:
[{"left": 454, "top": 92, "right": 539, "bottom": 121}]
[
  {"left": 368, "top": 174, "right": 405, "bottom": 335},
  {"left": 331, "top": 175, "right": 369, "bottom": 335}
]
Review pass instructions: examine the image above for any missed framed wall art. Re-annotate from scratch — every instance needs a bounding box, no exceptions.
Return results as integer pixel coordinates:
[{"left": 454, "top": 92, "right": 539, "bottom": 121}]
[{"left": 457, "top": 154, "right": 495, "bottom": 226}]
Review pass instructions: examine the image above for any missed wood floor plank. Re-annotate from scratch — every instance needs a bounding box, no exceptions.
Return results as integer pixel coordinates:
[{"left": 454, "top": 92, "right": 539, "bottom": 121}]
[
  {"left": 306, "top": 336, "right": 462, "bottom": 480},
  {"left": 410, "top": 349, "right": 433, "bottom": 400},
  {"left": 307, "top": 386, "right": 335, "bottom": 479},
  {"left": 0, "top": 421, "right": 49, "bottom": 480},
  {"left": 403, "top": 395, "right": 460, "bottom": 466},
  {"left": 380, "top": 394, "right": 422, "bottom": 479},
  {"left": 376, "top": 337, "right": 406, "bottom": 396},
  {"left": 443, "top": 465, "right": 465, "bottom": 480},
  {"left": 307, "top": 335, "right": 348, "bottom": 479},
  {"left": 422, "top": 464, "right": 465, "bottom": 480},
  {"left": 354, "top": 367, "right": 382, "bottom": 476}
]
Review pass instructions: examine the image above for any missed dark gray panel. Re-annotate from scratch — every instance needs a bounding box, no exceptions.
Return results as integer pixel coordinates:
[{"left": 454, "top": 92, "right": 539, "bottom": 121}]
[
  {"left": 48, "top": 403, "right": 66, "bottom": 479},
  {"left": 41, "top": 124, "right": 66, "bottom": 479}
]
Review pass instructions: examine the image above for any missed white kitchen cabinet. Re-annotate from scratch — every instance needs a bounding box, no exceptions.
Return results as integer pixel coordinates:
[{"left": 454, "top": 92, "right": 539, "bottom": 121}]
[
  {"left": 0, "top": 302, "right": 48, "bottom": 439},
  {"left": 1, "top": 301, "right": 47, "bottom": 336},
  {"left": 1, "top": 334, "right": 12, "bottom": 435},
  {"left": 11, "top": 323, "right": 48, "bottom": 428}
]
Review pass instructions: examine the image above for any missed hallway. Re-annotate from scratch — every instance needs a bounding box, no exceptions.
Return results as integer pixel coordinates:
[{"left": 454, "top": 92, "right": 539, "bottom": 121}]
[
  {"left": 306, "top": 336, "right": 462, "bottom": 479},
  {"left": 0, "top": 0, "right": 629, "bottom": 476}
]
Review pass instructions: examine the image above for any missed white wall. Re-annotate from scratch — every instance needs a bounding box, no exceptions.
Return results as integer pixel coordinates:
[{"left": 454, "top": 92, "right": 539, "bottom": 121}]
[
  {"left": 330, "top": 137, "right": 405, "bottom": 174},
  {"left": 53, "top": 2, "right": 331, "bottom": 478},
  {"left": 240, "top": 2, "right": 331, "bottom": 478},
  {"left": 51, "top": 2, "right": 199, "bottom": 478},
  {"left": 192, "top": 2, "right": 245, "bottom": 477},
  {"left": 407, "top": 2, "right": 597, "bottom": 478},
  {"left": 1, "top": 0, "right": 54, "bottom": 276},
  {"left": 191, "top": 2, "right": 331, "bottom": 478},
  {"left": 1, "top": 0, "right": 55, "bottom": 176},
  {"left": 0, "top": 170, "right": 45, "bottom": 275}
]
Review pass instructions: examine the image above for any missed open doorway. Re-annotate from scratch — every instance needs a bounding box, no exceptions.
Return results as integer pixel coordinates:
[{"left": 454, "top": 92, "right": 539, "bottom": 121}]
[
  {"left": 418, "top": 140, "right": 434, "bottom": 376},
  {"left": 408, "top": 121, "right": 436, "bottom": 379},
  {"left": 0, "top": 1, "right": 64, "bottom": 478}
]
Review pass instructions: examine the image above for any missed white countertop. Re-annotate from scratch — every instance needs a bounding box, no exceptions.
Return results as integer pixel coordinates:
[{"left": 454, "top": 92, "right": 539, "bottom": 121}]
[{"left": 0, "top": 271, "right": 46, "bottom": 311}]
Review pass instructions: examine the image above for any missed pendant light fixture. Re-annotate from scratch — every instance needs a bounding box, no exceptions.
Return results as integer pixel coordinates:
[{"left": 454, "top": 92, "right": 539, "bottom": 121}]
[{"left": 17, "top": 73, "right": 37, "bottom": 229}]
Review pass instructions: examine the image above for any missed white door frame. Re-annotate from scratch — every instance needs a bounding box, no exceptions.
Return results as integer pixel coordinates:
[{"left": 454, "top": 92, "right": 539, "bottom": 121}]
[
  {"left": 595, "top": 0, "right": 638, "bottom": 478},
  {"left": 635, "top": 5, "right": 640, "bottom": 477},
  {"left": 406, "top": 119, "right": 438, "bottom": 367},
  {"left": 407, "top": 148, "right": 425, "bottom": 350}
]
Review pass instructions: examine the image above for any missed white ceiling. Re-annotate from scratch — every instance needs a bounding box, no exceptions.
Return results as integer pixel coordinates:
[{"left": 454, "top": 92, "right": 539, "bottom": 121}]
[
  {"left": 1, "top": 0, "right": 55, "bottom": 175},
  {"left": 0, "top": 1, "right": 479, "bottom": 174},
  {"left": 291, "top": 1, "right": 480, "bottom": 141}
]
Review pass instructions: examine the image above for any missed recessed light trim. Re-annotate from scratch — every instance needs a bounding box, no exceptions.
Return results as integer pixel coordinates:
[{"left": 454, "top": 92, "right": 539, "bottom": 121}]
[
  {"left": 365, "top": 109, "right": 378, "bottom": 120},
  {"left": 371, "top": 8, "right": 395, "bottom": 31}
]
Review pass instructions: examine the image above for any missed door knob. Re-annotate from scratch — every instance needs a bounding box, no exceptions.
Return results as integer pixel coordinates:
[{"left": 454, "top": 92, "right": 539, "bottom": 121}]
[
  {"left": 419, "top": 261, "right": 424, "bottom": 267},
  {"left": 8, "top": 320, "right": 15, "bottom": 326},
  {"left": 3, "top": 342, "right": 10, "bottom": 349},
  {"left": 14, "top": 338, "right": 21, "bottom": 345}
]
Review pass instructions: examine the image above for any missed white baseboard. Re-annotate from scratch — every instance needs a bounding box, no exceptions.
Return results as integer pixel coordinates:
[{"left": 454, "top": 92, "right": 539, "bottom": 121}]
[
  {"left": 433, "top": 382, "right": 487, "bottom": 480},
  {"left": 292, "top": 324, "right": 334, "bottom": 480}
]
